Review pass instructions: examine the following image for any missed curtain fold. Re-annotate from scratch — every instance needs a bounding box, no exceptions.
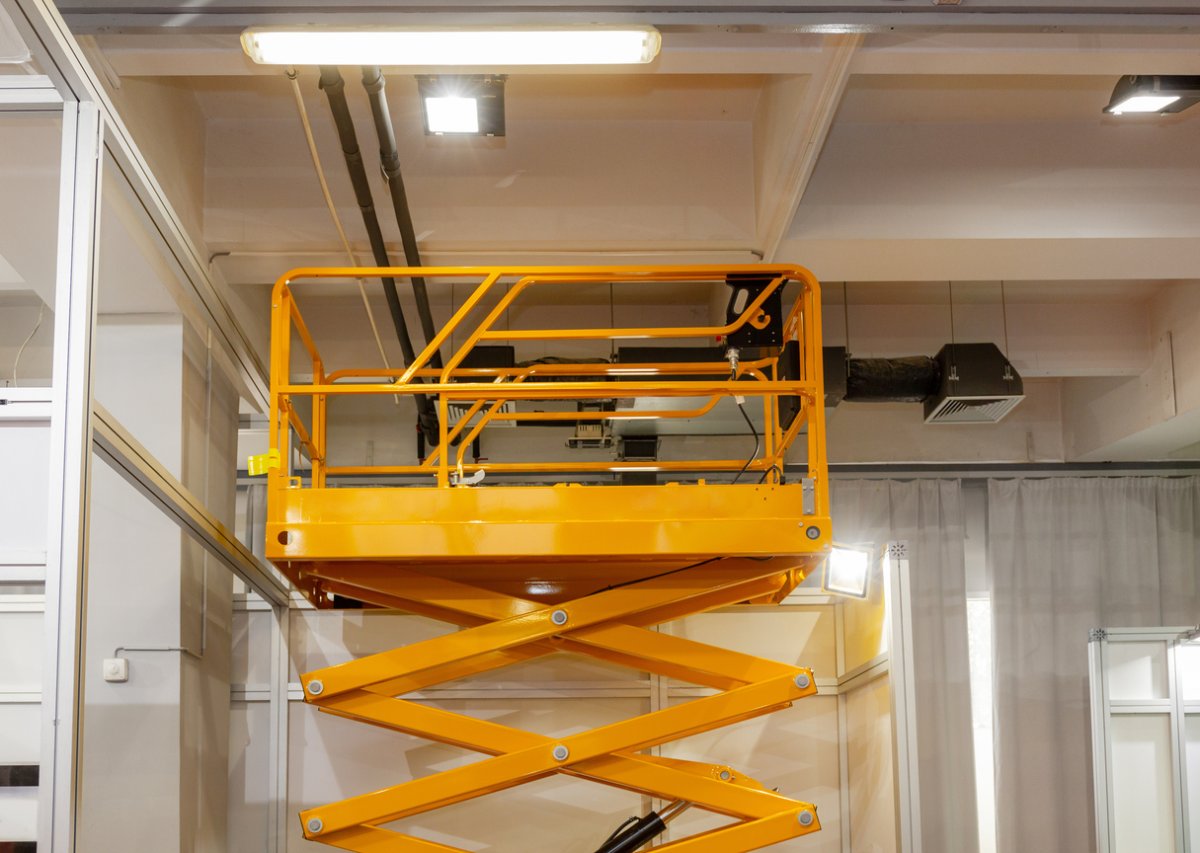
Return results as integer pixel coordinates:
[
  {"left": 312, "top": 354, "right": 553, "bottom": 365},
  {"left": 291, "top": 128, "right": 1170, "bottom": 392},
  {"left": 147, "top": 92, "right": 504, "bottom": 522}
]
[
  {"left": 832, "top": 479, "right": 979, "bottom": 853},
  {"left": 988, "top": 477, "right": 1200, "bottom": 853}
]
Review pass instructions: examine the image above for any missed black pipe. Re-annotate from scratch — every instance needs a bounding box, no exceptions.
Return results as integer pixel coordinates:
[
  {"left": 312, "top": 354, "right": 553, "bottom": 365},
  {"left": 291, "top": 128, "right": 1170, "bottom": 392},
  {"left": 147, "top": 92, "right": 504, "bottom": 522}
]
[
  {"left": 318, "top": 66, "right": 440, "bottom": 445},
  {"left": 361, "top": 66, "right": 443, "bottom": 370}
]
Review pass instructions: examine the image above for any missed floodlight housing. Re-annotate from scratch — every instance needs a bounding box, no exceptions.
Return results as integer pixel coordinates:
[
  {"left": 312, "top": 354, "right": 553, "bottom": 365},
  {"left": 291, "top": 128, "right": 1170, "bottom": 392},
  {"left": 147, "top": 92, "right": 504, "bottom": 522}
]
[
  {"left": 823, "top": 544, "right": 873, "bottom": 600},
  {"left": 417, "top": 75, "right": 506, "bottom": 137},
  {"left": 1103, "top": 75, "right": 1200, "bottom": 115}
]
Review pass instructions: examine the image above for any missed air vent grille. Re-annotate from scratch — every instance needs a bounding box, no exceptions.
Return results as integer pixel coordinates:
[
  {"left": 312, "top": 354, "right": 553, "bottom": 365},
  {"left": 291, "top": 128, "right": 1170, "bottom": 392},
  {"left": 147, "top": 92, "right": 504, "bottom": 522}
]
[
  {"left": 922, "top": 343, "right": 1024, "bottom": 425},
  {"left": 924, "top": 395, "right": 1024, "bottom": 425}
]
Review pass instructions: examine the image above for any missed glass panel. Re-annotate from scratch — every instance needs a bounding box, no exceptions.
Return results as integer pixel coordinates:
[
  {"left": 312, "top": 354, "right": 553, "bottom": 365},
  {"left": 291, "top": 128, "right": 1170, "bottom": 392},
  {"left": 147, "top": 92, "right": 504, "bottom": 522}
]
[
  {"left": 78, "top": 450, "right": 241, "bottom": 849},
  {"left": 1110, "top": 714, "right": 1177, "bottom": 853},
  {"left": 844, "top": 676, "right": 895, "bottom": 853},
  {"left": 1187, "top": 715, "right": 1200, "bottom": 853},
  {"left": 0, "top": 700, "right": 39, "bottom": 848},
  {"left": 0, "top": 418, "right": 49, "bottom": 585},
  {"left": 0, "top": 705, "right": 39, "bottom": 764},
  {"left": 0, "top": 604, "right": 41, "bottom": 691},
  {"left": 1179, "top": 641, "right": 1200, "bottom": 703},
  {"left": 0, "top": 113, "right": 59, "bottom": 389},
  {"left": 1107, "top": 641, "right": 1169, "bottom": 701},
  {"left": 0, "top": 5, "right": 35, "bottom": 71},
  {"left": 228, "top": 602, "right": 274, "bottom": 851},
  {"left": 94, "top": 155, "right": 246, "bottom": 526}
]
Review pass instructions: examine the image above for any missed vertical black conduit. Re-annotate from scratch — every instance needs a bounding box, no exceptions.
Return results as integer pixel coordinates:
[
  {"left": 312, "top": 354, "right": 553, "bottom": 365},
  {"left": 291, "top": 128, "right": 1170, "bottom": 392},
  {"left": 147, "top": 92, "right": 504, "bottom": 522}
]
[
  {"left": 317, "top": 66, "right": 441, "bottom": 445},
  {"left": 361, "top": 66, "right": 444, "bottom": 370}
]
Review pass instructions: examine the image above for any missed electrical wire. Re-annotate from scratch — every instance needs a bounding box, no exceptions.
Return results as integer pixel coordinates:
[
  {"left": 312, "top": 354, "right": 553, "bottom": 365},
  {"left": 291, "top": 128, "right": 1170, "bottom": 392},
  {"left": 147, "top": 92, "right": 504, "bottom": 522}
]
[
  {"left": 286, "top": 68, "right": 396, "bottom": 398},
  {"left": 730, "top": 397, "right": 760, "bottom": 485},
  {"left": 600, "top": 817, "right": 640, "bottom": 847},
  {"left": 10, "top": 302, "right": 45, "bottom": 387},
  {"left": 586, "top": 557, "right": 719, "bottom": 597}
]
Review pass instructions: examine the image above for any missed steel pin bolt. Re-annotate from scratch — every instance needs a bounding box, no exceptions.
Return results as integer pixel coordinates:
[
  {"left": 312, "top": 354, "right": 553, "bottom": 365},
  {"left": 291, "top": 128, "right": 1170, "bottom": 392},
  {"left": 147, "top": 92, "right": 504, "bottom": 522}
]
[
  {"left": 552, "top": 744, "right": 570, "bottom": 762},
  {"left": 805, "top": 525, "right": 821, "bottom": 540},
  {"left": 794, "top": 673, "right": 811, "bottom": 690},
  {"left": 798, "top": 810, "right": 815, "bottom": 827},
  {"left": 307, "top": 818, "right": 324, "bottom": 834},
  {"left": 307, "top": 680, "right": 324, "bottom": 696},
  {"left": 719, "top": 769, "right": 732, "bottom": 781},
  {"left": 550, "top": 609, "right": 569, "bottom": 626}
]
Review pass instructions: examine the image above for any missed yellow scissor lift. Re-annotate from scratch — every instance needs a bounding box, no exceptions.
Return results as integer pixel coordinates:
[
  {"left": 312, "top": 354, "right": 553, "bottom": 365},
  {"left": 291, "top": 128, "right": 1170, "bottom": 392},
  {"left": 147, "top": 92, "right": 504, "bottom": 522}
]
[{"left": 261, "top": 264, "right": 831, "bottom": 852}]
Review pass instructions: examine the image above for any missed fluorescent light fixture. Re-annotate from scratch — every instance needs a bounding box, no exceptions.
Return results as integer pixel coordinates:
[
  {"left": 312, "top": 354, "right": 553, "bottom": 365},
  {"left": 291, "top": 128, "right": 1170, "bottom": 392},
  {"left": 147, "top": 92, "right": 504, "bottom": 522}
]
[
  {"left": 1103, "top": 75, "right": 1200, "bottom": 116},
  {"left": 241, "top": 26, "right": 662, "bottom": 67},
  {"left": 417, "top": 75, "right": 505, "bottom": 136},
  {"left": 822, "top": 544, "right": 873, "bottom": 600}
]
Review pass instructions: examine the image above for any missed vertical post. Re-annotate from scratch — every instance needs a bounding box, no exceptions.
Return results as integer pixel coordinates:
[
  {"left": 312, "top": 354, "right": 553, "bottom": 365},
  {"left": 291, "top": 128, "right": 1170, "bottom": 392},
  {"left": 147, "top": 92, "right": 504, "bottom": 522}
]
[
  {"left": 1087, "top": 632, "right": 1114, "bottom": 853},
  {"left": 886, "top": 541, "right": 922, "bottom": 853},
  {"left": 266, "top": 598, "right": 291, "bottom": 853},
  {"left": 312, "top": 357, "right": 326, "bottom": 489},
  {"left": 437, "top": 394, "right": 449, "bottom": 487},
  {"left": 38, "top": 99, "right": 103, "bottom": 853}
]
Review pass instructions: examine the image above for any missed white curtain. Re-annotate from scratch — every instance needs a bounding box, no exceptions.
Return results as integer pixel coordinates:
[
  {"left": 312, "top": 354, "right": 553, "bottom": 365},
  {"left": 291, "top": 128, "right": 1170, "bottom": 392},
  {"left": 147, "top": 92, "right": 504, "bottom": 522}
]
[
  {"left": 832, "top": 480, "right": 979, "bottom": 853},
  {"left": 988, "top": 477, "right": 1200, "bottom": 853}
]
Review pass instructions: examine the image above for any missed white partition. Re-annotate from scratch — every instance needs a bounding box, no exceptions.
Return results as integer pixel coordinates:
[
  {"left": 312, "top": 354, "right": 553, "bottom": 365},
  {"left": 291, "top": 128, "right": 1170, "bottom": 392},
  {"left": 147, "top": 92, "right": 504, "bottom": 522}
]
[{"left": 1089, "top": 628, "right": 1200, "bottom": 853}]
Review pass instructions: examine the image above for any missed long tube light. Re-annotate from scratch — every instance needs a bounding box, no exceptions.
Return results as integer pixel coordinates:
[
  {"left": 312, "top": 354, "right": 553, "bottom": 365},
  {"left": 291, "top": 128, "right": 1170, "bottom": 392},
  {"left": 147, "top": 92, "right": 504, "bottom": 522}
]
[{"left": 241, "top": 26, "right": 662, "bottom": 66}]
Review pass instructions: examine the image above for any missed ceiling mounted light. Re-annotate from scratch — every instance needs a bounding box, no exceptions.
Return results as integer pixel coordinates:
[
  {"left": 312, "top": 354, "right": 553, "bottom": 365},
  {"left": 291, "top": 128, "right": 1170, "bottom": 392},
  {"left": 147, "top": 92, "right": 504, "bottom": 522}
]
[
  {"left": 1103, "top": 75, "right": 1200, "bottom": 116},
  {"left": 822, "top": 544, "right": 873, "bottom": 600},
  {"left": 418, "top": 75, "right": 505, "bottom": 136},
  {"left": 240, "top": 26, "right": 661, "bottom": 67}
]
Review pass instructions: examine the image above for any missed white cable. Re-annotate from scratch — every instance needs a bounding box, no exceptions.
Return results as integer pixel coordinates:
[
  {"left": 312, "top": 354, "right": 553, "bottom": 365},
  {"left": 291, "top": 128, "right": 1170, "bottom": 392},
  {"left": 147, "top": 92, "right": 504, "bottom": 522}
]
[
  {"left": 10, "top": 302, "right": 45, "bottom": 387},
  {"left": 286, "top": 69, "right": 397, "bottom": 397}
]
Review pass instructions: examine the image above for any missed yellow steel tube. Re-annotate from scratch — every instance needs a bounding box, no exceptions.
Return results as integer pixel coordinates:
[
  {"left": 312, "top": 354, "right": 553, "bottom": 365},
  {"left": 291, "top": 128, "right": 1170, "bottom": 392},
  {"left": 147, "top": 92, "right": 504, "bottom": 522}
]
[
  {"left": 399, "top": 271, "right": 501, "bottom": 384},
  {"left": 302, "top": 673, "right": 813, "bottom": 836},
  {"left": 279, "top": 380, "right": 814, "bottom": 398},
  {"left": 325, "top": 357, "right": 777, "bottom": 382}
]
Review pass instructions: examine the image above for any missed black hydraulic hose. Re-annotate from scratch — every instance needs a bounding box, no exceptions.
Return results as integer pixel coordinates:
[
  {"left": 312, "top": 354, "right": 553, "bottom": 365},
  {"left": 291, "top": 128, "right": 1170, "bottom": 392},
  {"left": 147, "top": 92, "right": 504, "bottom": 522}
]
[
  {"left": 317, "top": 66, "right": 440, "bottom": 445},
  {"left": 361, "top": 66, "right": 443, "bottom": 370},
  {"left": 593, "top": 812, "right": 668, "bottom": 853}
]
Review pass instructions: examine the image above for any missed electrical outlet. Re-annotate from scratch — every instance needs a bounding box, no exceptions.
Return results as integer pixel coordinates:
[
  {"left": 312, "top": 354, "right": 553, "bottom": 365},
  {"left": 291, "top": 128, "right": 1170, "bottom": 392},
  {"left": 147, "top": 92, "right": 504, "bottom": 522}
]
[{"left": 102, "top": 657, "right": 129, "bottom": 683}]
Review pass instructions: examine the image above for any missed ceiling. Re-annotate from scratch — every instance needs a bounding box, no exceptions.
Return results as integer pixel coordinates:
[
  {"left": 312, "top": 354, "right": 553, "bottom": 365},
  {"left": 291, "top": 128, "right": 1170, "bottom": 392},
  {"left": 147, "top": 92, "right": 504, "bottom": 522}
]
[{"left": 6, "top": 11, "right": 1200, "bottom": 459}]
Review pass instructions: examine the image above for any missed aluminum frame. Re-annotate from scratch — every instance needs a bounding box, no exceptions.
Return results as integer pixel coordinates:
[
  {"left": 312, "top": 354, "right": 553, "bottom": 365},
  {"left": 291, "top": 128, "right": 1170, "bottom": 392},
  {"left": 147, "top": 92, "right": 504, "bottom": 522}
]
[
  {"left": 0, "top": 2, "right": 284, "bottom": 851},
  {"left": 1088, "top": 626, "right": 1199, "bottom": 853},
  {"left": 885, "top": 540, "right": 923, "bottom": 853}
]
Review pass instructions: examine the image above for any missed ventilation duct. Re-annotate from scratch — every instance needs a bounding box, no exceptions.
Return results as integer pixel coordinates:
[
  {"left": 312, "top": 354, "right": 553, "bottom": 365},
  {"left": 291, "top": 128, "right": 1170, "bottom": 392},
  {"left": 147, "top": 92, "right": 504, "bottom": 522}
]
[{"left": 830, "top": 342, "right": 1024, "bottom": 424}]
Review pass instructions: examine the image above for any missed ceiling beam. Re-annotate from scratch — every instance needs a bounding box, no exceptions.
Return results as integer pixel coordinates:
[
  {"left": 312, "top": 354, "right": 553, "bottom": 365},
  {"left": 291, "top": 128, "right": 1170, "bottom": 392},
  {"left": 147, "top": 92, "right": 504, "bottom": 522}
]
[
  {"left": 58, "top": 3, "right": 1200, "bottom": 36},
  {"left": 87, "top": 30, "right": 1200, "bottom": 78},
  {"left": 755, "top": 34, "right": 861, "bottom": 263},
  {"left": 779, "top": 237, "right": 1200, "bottom": 283}
]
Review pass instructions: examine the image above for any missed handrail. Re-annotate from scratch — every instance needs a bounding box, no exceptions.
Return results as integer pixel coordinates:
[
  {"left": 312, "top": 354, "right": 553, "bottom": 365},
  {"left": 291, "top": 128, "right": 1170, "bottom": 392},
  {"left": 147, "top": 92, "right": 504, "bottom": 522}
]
[{"left": 265, "top": 265, "right": 826, "bottom": 514}]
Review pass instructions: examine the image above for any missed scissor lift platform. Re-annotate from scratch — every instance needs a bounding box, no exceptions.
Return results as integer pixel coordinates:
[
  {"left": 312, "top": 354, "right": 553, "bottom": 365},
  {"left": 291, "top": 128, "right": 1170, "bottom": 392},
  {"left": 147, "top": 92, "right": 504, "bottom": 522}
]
[{"left": 260, "top": 265, "right": 830, "bottom": 852}]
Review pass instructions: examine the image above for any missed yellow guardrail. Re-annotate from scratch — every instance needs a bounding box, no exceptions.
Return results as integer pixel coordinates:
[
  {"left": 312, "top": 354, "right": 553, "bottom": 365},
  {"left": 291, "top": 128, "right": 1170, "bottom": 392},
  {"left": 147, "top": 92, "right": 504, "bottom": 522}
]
[{"left": 265, "top": 264, "right": 827, "bottom": 515}]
